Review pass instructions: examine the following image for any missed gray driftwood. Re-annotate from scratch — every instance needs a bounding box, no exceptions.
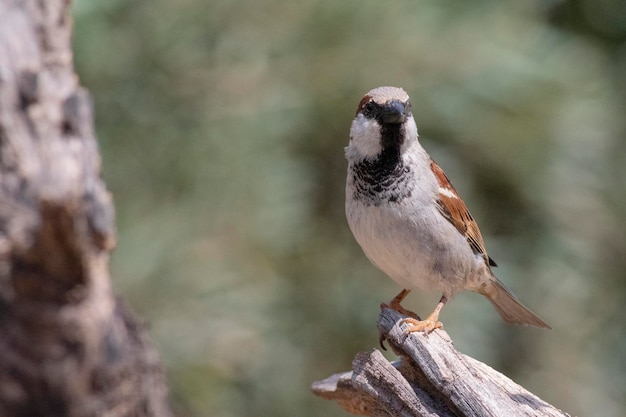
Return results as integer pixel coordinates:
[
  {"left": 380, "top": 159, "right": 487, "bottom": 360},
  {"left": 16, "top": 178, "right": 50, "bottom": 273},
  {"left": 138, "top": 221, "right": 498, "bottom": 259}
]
[
  {"left": 312, "top": 309, "right": 570, "bottom": 417},
  {"left": 0, "top": 1, "right": 172, "bottom": 416}
]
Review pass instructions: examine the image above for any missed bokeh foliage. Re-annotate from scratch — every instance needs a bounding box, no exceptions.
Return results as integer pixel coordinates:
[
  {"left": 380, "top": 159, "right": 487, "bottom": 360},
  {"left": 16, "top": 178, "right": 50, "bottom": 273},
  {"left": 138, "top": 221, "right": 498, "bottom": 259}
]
[{"left": 72, "top": 1, "right": 626, "bottom": 416}]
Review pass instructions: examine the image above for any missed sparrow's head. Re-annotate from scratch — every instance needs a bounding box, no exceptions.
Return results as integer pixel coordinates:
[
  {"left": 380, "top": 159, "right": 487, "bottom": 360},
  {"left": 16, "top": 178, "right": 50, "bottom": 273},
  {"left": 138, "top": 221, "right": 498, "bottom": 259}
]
[{"left": 346, "top": 86, "right": 418, "bottom": 162}]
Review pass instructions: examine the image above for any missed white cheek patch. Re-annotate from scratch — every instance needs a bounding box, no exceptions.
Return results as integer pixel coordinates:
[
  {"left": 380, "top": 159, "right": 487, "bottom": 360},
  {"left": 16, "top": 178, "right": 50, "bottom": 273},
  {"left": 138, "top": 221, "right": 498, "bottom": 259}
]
[
  {"left": 401, "top": 116, "right": 418, "bottom": 153},
  {"left": 346, "top": 114, "right": 382, "bottom": 160}
]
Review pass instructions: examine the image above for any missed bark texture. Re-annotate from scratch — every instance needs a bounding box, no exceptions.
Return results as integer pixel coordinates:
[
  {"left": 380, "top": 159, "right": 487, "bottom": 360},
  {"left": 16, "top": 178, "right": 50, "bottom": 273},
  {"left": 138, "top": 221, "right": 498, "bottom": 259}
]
[
  {"left": 0, "top": 1, "right": 171, "bottom": 416},
  {"left": 312, "top": 309, "right": 571, "bottom": 417}
]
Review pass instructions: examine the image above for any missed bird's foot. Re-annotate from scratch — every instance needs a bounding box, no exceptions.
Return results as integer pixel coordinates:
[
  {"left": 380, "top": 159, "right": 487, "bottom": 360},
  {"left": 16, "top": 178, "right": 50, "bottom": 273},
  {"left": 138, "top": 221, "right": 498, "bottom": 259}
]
[
  {"left": 379, "top": 313, "right": 442, "bottom": 350},
  {"left": 380, "top": 294, "right": 447, "bottom": 347},
  {"left": 379, "top": 290, "right": 422, "bottom": 350},
  {"left": 400, "top": 317, "right": 443, "bottom": 334},
  {"left": 402, "top": 296, "right": 447, "bottom": 334}
]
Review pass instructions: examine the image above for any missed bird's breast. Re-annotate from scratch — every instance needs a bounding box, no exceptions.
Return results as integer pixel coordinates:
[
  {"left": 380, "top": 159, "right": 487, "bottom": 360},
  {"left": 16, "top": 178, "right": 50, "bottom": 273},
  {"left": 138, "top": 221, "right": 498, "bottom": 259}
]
[{"left": 346, "top": 196, "right": 476, "bottom": 296}]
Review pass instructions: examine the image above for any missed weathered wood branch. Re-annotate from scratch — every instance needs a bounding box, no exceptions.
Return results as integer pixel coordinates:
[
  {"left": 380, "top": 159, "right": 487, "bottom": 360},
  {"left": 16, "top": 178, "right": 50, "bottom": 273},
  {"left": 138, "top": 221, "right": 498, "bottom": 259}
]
[
  {"left": 312, "top": 309, "right": 570, "bottom": 417},
  {"left": 0, "top": 1, "right": 172, "bottom": 416}
]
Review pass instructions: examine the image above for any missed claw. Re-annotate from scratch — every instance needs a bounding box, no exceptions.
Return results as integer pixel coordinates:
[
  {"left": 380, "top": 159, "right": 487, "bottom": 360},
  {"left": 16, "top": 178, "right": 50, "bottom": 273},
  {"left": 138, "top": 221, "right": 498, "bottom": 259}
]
[{"left": 379, "top": 332, "right": 388, "bottom": 350}]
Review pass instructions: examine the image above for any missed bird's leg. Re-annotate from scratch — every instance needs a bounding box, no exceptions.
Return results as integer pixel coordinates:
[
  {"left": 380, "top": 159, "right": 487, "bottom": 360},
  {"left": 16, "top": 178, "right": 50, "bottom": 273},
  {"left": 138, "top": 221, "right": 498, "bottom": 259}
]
[
  {"left": 402, "top": 295, "right": 447, "bottom": 334},
  {"left": 381, "top": 289, "right": 420, "bottom": 320},
  {"left": 379, "top": 289, "right": 421, "bottom": 350}
]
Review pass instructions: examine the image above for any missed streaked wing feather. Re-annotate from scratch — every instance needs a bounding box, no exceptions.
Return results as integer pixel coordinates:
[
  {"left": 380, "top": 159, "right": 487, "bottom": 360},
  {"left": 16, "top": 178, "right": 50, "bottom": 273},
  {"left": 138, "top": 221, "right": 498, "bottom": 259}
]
[{"left": 429, "top": 160, "right": 496, "bottom": 267}]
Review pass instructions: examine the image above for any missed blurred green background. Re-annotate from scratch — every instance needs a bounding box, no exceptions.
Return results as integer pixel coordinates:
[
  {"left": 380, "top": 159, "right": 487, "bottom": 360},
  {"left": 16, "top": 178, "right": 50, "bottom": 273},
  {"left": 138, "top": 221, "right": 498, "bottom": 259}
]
[{"left": 72, "top": 1, "right": 626, "bottom": 416}]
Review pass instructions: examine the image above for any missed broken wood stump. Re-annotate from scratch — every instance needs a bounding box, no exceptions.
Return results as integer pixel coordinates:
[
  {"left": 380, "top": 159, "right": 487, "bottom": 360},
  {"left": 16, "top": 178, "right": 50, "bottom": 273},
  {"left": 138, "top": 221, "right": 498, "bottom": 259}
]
[{"left": 312, "top": 309, "right": 570, "bottom": 417}]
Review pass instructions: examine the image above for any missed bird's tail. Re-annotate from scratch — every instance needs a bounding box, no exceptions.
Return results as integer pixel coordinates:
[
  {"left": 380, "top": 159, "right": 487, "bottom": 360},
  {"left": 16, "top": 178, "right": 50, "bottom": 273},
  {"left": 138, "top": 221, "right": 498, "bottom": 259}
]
[{"left": 481, "top": 277, "right": 551, "bottom": 329}]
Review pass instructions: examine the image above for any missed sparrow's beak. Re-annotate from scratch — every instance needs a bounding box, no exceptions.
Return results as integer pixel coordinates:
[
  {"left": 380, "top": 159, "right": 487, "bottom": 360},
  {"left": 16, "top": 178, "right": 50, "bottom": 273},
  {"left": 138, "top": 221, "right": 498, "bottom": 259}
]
[{"left": 381, "top": 100, "right": 407, "bottom": 124}]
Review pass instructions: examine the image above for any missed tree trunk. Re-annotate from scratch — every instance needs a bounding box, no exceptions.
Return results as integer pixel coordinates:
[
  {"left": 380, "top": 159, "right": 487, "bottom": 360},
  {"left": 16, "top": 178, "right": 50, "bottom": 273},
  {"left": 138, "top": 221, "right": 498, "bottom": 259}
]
[
  {"left": 312, "top": 309, "right": 571, "bottom": 417},
  {"left": 0, "top": 1, "right": 172, "bottom": 416}
]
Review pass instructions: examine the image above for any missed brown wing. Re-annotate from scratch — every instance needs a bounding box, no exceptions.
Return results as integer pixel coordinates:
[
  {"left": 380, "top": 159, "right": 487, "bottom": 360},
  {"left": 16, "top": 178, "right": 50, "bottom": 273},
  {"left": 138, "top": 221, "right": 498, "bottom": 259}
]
[{"left": 430, "top": 160, "right": 497, "bottom": 267}]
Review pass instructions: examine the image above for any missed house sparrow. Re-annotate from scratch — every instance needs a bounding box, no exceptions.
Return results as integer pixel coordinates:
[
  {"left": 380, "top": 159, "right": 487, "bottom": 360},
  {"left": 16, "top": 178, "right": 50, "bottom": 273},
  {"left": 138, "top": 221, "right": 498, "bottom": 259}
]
[{"left": 345, "top": 86, "right": 550, "bottom": 333}]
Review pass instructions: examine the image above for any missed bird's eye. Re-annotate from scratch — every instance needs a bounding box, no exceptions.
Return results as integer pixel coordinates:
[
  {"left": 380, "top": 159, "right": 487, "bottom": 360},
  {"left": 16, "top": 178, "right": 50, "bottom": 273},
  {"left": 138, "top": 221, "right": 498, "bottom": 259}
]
[
  {"left": 356, "top": 95, "right": 375, "bottom": 116},
  {"left": 362, "top": 101, "right": 375, "bottom": 114}
]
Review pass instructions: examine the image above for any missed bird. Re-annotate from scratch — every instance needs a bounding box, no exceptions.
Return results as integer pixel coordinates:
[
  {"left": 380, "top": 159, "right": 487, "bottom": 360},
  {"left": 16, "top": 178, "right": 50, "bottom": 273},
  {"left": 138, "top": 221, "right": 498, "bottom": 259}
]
[{"left": 345, "top": 86, "right": 550, "bottom": 334}]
